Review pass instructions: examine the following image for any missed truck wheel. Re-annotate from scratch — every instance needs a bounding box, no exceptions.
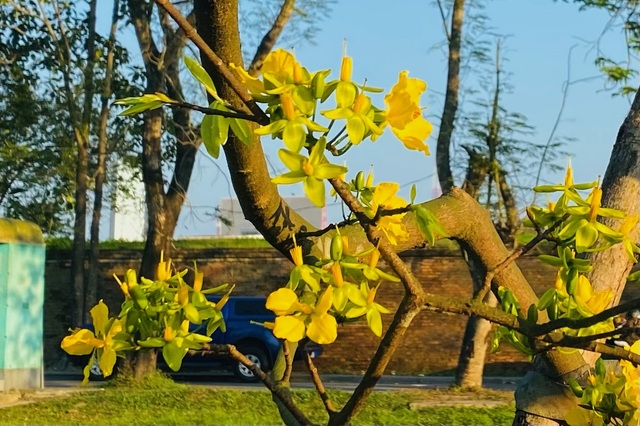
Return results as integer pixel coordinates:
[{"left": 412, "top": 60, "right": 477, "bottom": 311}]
[{"left": 234, "top": 344, "right": 270, "bottom": 383}]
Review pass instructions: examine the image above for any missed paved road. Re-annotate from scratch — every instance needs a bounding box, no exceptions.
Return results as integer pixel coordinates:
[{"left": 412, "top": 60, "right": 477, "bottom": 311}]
[{"left": 44, "top": 371, "right": 521, "bottom": 392}]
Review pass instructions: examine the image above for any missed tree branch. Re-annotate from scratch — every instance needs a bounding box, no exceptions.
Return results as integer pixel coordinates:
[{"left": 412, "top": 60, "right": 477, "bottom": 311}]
[
  {"left": 248, "top": 0, "right": 296, "bottom": 76},
  {"left": 305, "top": 352, "right": 337, "bottom": 416},
  {"left": 533, "top": 296, "right": 640, "bottom": 336},
  {"left": 166, "top": 101, "right": 263, "bottom": 122},
  {"left": 476, "top": 215, "right": 568, "bottom": 301},
  {"left": 153, "top": 0, "right": 270, "bottom": 125}
]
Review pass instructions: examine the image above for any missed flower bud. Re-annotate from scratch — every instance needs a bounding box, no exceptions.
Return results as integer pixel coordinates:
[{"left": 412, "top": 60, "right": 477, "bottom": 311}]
[
  {"left": 280, "top": 92, "right": 296, "bottom": 121},
  {"left": 340, "top": 55, "right": 352, "bottom": 82}
]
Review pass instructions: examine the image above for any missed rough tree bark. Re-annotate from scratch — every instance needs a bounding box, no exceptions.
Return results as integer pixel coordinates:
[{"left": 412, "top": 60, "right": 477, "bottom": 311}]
[
  {"left": 127, "top": 1, "right": 201, "bottom": 280},
  {"left": 194, "top": 0, "right": 314, "bottom": 259},
  {"left": 435, "top": 0, "right": 464, "bottom": 194},
  {"left": 71, "top": 0, "right": 98, "bottom": 325},
  {"left": 87, "top": 0, "right": 120, "bottom": 321},
  {"left": 512, "top": 88, "right": 640, "bottom": 425}
]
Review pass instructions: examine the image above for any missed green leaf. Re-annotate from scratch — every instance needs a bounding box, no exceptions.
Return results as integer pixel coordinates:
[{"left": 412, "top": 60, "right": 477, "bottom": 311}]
[
  {"left": 229, "top": 118, "right": 254, "bottom": 146},
  {"left": 537, "top": 288, "right": 556, "bottom": 311},
  {"left": 201, "top": 112, "right": 229, "bottom": 159},
  {"left": 118, "top": 101, "right": 164, "bottom": 116},
  {"left": 206, "top": 312, "right": 225, "bottom": 336},
  {"left": 162, "top": 341, "right": 189, "bottom": 372},
  {"left": 532, "top": 184, "right": 562, "bottom": 193},
  {"left": 200, "top": 283, "right": 229, "bottom": 295},
  {"left": 137, "top": 337, "right": 166, "bottom": 348},
  {"left": 183, "top": 55, "right": 223, "bottom": 102},
  {"left": 538, "top": 255, "right": 564, "bottom": 267},
  {"left": 575, "top": 223, "right": 598, "bottom": 252},
  {"left": 184, "top": 303, "right": 201, "bottom": 324},
  {"left": 410, "top": 184, "right": 417, "bottom": 204}
]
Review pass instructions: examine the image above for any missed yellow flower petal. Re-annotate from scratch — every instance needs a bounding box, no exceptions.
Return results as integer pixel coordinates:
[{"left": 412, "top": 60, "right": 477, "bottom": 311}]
[
  {"left": 307, "top": 313, "right": 337, "bottom": 344},
  {"left": 273, "top": 315, "right": 306, "bottom": 342},
  {"left": 98, "top": 347, "right": 117, "bottom": 377},
  {"left": 390, "top": 115, "right": 432, "bottom": 155},
  {"left": 229, "top": 63, "right": 265, "bottom": 94},
  {"left": 90, "top": 301, "right": 109, "bottom": 336},
  {"left": 315, "top": 286, "right": 333, "bottom": 315},
  {"left": 266, "top": 288, "right": 299, "bottom": 315},
  {"left": 61, "top": 329, "right": 101, "bottom": 355}
]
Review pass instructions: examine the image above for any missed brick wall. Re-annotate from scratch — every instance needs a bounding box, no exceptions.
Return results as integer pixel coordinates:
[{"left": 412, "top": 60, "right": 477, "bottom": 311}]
[{"left": 45, "top": 248, "right": 640, "bottom": 374}]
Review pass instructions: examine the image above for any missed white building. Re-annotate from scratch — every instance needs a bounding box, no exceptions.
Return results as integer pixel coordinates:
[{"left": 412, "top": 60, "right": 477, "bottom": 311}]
[
  {"left": 108, "top": 165, "right": 147, "bottom": 241},
  {"left": 217, "top": 197, "right": 327, "bottom": 236}
]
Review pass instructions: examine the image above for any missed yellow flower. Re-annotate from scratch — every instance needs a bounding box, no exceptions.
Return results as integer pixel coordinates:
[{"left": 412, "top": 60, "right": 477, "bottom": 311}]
[
  {"left": 266, "top": 287, "right": 338, "bottom": 344},
  {"left": 261, "top": 49, "right": 303, "bottom": 88},
  {"left": 60, "top": 301, "right": 125, "bottom": 383},
  {"left": 344, "top": 282, "right": 390, "bottom": 337},
  {"left": 157, "top": 251, "right": 172, "bottom": 281},
  {"left": 366, "top": 182, "right": 410, "bottom": 245},
  {"left": 573, "top": 275, "right": 613, "bottom": 316},
  {"left": 384, "top": 71, "right": 432, "bottom": 155},
  {"left": 322, "top": 91, "right": 383, "bottom": 145}
]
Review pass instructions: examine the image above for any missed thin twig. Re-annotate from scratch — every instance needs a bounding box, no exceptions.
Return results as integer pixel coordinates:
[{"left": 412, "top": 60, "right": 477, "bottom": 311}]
[
  {"left": 281, "top": 340, "right": 293, "bottom": 385},
  {"left": 534, "top": 335, "right": 640, "bottom": 365},
  {"left": 533, "top": 297, "right": 640, "bottom": 336},
  {"left": 305, "top": 352, "right": 337, "bottom": 415},
  {"left": 326, "top": 177, "right": 427, "bottom": 426},
  {"left": 297, "top": 218, "right": 358, "bottom": 238},
  {"left": 153, "top": 0, "right": 270, "bottom": 125},
  {"left": 476, "top": 215, "right": 568, "bottom": 301},
  {"left": 166, "top": 101, "right": 262, "bottom": 122}
]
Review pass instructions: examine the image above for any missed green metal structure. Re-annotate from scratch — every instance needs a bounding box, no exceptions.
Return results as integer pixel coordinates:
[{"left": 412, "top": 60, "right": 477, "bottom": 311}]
[{"left": 0, "top": 219, "right": 45, "bottom": 391}]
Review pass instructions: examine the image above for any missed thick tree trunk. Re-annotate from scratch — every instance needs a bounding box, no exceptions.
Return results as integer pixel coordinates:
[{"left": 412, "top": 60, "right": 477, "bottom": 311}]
[
  {"left": 87, "top": 0, "right": 119, "bottom": 315},
  {"left": 123, "top": 349, "right": 158, "bottom": 381},
  {"left": 512, "top": 86, "right": 640, "bottom": 426},
  {"left": 71, "top": 137, "right": 88, "bottom": 326},
  {"left": 436, "top": 0, "right": 465, "bottom": 193},
  {"left": 194, "top": 0, "right": 315, "bottom": 259}
]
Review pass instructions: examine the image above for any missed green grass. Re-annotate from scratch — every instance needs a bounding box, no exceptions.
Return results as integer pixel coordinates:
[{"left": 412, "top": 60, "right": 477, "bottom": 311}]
[
  {"left": 0, "top": 375, "right": 515, "bottom": 425},
  {"left": 45, "top": 237, "right": 273, "bottom": 250}
]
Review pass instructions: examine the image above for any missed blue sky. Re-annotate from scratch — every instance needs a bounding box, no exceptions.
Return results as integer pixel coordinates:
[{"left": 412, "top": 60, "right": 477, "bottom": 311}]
[{"left": 134, "top": 1, "right": 632, "bottom": 237}]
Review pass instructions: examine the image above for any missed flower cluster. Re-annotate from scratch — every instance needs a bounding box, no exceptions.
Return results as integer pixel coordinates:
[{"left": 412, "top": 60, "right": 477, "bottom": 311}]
[
  {"left": 264, "top": 233, "right": 397, "bottom": 344},
  {"left": 565, "top": 346, "right": 639, "bottom": 426},
  {"left": 61, "top": 256, "right": 232, "bottom": 383},
  {"left": 230, "top": 48, "right": 432, "bottom": 207}
]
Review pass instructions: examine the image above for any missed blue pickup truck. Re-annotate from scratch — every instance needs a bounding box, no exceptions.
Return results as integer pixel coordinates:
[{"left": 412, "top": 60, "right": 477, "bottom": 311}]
[{"left": 69, "top": 296, "right": 321, "bottom": 382}]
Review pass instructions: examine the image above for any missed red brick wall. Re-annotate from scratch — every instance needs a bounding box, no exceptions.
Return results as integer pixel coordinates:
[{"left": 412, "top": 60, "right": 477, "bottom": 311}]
[{"left": 45, "top": 248, "right": 640, "bottom": 374}]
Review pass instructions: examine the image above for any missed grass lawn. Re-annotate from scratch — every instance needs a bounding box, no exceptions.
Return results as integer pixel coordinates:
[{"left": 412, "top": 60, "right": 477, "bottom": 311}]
[{"left": 0, "top": 375, "right": 515, "bottom": 425}]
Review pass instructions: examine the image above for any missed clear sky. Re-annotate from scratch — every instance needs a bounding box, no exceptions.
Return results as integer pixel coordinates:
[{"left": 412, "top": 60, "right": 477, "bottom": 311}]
[{"left": 140, "top": 0, "right": 632, "bottom": 238}]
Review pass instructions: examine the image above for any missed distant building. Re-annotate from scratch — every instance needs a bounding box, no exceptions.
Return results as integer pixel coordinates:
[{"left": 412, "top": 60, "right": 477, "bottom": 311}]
[
  {"left": 109, "top": 165, "right": 147, "bottom": 241},
  {"left": 217, "top": 197, "right": 327, "bottom": 236}
]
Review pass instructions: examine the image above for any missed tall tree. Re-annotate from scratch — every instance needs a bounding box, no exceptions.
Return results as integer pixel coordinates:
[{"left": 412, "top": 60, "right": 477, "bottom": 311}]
[
  {"left": 86, "top": 0, "right": 122, "bottom": 324},
  {"left": 126, "top": 0, "right": 333, "bottom": 279}
]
